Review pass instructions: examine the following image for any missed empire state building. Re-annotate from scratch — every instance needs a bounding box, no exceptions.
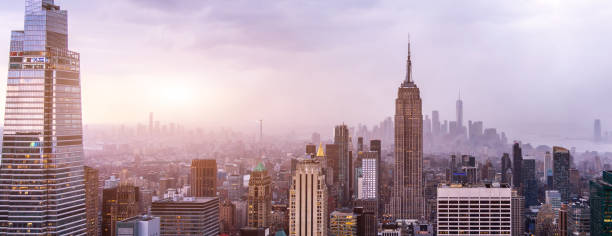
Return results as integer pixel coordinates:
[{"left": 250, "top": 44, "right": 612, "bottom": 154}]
[{"left": 392, "top": 41, "right": 425, "bottom": 219}]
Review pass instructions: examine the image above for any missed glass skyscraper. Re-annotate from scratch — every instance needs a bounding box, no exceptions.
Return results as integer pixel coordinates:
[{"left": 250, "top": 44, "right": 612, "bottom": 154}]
[{"left": 1, "top": 0, "right": 86, "bottom": 234}]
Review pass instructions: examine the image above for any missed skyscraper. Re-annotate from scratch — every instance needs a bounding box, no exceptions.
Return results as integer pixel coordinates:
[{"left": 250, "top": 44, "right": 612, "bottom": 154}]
[
  {"left": 360, "top": 151, "right": 379, "bottom": 200},
  {"left": 522, "top": 159, "right": 537, "bottom": 207},
  {"left": 456, "top": 92, "right": 463, "bottom": 131},
  {"left": 330, "top": 210, "right": 358, "bottom": 236},
  {"left": 289, "top": 158, "right": 328, "bottom": 236},
  {"left": 0, "top": 0, "right": 86, "bottom": 234},
  {"left": 85, "top": 166, "right": 101, "bottom": 236},
  {"left": 501, "top": 153, "right": 512, "bottom": 184},
  {"left": 512, "top": 143, "right": 523, "bottom": 190},
  {"left": 511, "top": 189, "right": 525, "bottom": 236},
  {"left": 553, "top": 146, "right": 571, "bottom": 202},
  {"left": 392, "top": 40, "right": 425, "bottom": 219},
  {"left": 247, "top": 163, "right": 272, "bottom": 228},
  {"left": 544, "top": 151, "right": 553, "bottom": 188},
  {"left": 594, "top": 119, "right": 602, "bottom": 142},
  {"left": 590, "top": 170, "right": 612, "bottom": 235},
  {"left": 190, "top": 159, "right": 217, "bottom": 197},
  {"left": 334, "top": 124, "right": 351, "bottom": 206},
  {"left": 432, "top": 111, "right": 441, "bottom": 136},
  {"left": 102, "top": 184, "right": 140, "bottom": 236}
]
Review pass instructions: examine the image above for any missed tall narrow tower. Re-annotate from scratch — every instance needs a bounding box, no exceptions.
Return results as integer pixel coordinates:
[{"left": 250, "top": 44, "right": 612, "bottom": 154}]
[
  {"left": 1, "top": 0, "right": 86, "bottom": 234},
  {"left": 456, "top": 91, "right": 463, "bottom": 130},
  {"left": 392, "top": 40, "right": 425, "bottom": 219}
]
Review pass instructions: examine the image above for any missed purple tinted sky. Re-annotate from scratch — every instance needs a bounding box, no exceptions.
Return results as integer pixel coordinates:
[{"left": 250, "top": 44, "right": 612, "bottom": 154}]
[{"left": 0, "top": 0, "right": 611, "bottom": 139}]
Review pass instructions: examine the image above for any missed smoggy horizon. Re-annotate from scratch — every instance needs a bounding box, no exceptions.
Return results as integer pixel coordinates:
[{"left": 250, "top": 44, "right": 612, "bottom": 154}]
[{"left": 1, "top": 0, "right": 611, "bottom": 144}]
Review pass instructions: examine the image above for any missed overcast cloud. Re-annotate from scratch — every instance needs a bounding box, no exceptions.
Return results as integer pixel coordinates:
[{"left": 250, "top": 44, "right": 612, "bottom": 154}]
[{"left": 0, "top": 0, "right": 611, "bottom": 141}]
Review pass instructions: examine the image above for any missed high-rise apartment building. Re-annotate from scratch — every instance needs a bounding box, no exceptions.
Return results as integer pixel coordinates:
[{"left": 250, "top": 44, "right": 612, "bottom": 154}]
[
  {"left": 247, "top": 163, "right": 272, "bottom": 228},
  {"left": 512, "top": 143, "right": 523, "bottom": 190},
  {"left": 0, "top": 0, "right": 86, "bottom": 234},
  {"left": 437, "top": 184, "right": 512, "bottom": 235},
  {"left": 392, "top": 41, "right": 425, "bottom": 219},
  {"left": 151, "top": 197, "right": 219, "bottom": 236},
  {"left": 102, "top": 184, "right": 141, "bottom": 236},
  {"left": 289, "top": 158, "right": 328, "bottom": 236},
  {"left": 589, "top": 170, "right": 612, "bottom": 235},
  {"left": 360, "top": 151, "right": 379, "bottom": 200},
  {"left": 85, "top": 166, "right": 101, "bottom": 236},
  {"left": 553, "top": 146, "right": 571, "bottom": 202},
  {"left": 191, "top": 159, "right": 217, "bottom": 197}
]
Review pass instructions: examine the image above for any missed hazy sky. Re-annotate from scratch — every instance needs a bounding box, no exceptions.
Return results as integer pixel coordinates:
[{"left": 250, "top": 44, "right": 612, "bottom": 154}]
[{"left": 1, "top": 0, "right": 611, "bottom": 140}]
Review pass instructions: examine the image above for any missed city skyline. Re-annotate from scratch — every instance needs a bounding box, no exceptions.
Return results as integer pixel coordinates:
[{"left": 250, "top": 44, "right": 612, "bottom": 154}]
[{"left": 1, "top": 1, "right": 611, "bottom": 142}]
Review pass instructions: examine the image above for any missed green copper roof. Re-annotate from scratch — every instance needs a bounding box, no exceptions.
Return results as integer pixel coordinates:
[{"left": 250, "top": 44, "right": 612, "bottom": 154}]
[
  {"left": 275, "top": 231, "right": 287, "bottom": 236},
  {"left": 254, "top": 163, "right": 266, "bottom": 172}
]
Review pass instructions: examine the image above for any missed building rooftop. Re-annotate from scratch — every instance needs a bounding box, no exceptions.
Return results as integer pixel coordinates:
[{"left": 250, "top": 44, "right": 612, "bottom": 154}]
[
  {"left": 154, "top": 196, "right": 218, "bottom": 203},
  {"left": 119, "top": 215, "right": 159, "bottom": 223}
]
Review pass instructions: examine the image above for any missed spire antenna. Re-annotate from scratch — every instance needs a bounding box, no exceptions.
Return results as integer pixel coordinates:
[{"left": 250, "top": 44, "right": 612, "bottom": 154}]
[{"left": 402, "top": 34, "right": 413, "bottom": 86}]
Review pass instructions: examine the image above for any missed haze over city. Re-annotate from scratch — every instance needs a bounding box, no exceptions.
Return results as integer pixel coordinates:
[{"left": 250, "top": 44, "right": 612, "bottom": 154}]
[
  {"left": 3, "top": 0, "right": 612, "bottom": 235},
  {"left": 1, "top": 0, "right": 611, "bottom": 145}
]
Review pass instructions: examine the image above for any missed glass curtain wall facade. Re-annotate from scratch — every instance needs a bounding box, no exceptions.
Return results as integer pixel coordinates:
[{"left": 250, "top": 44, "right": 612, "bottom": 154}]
[{"left": 0, "top": 0, "right": 86, "bottom": 234}]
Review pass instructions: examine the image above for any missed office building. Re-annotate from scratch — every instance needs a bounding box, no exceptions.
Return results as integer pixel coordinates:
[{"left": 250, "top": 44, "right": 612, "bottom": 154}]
[
  {"left": 85, "top": 166, "right": 100, "bottom": 236},
  {"left": 330, "top": 210, "right": 357, "bottom": 236},
  {"left": 501, "top": 153, "right": 512, "bottom": 184},
  {"left": 102, "top": 184, "right": 140, "bottom": 236},
  {"left": 116, "top": 215, "right": 160, "bottom": 236},
  {"left": 568, "top": 201, "right": 590, "bottom": 236},
  {"left": 432, "top": 110, "right": 441, "bottom": 136},
  {"left": 151, "top": 197, "right": 219, "bottom": 236},
  {"left": 191, "top": 159, "right": 217, "bottom": 197},
  {"left": 559, "top": 204, "right": 568, "bottom": 236},
  {"left": 353, "top": 207, "right": 377, "bottom": 236},
  {"left": 0, "top": 0, "right": 86, "bottom": 233},
  {"left": 544, "top": 152, "right": 553, "bottom": 188},
  {"left": 536, "top": 204, "right": 557, "bottom": 236},
  {"left": 522, "top": 159, "right": 537, "bottom": 207},
  {"left": 334, "top": 124, "right": 351, "bottom": 206},
  {"left": 553, "top": 146, "right": 571, "bottom": 202},
  {"left": 511, "top": 189, "right": 524, "bottom": 236},
  {"left": 220, "top": 200, "right": 237, "bottom": 234},
  {"left": 589, "top": 170, "right": 612, "bottom": 235},
  {"left": 289, "top": 159, "right": 328, "bottom": 236},
  {"left": 437, "top": 184, "right": 512, "bottom": 235},
  {"left": 392, "top": 40, "right": 425, "bottom": 219},
  {"left": 248, "top": 163, "right": 272, "bottom": 228},
  {"left": 512, "top": 143, "right": 522, "bottom": 190},
  {"left": 545, "top": 190, "right": 562, "bottom": 219}
]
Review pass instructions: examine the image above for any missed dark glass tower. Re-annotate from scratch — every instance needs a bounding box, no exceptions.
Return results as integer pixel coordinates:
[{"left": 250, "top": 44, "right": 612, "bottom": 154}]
[
  {"left": 589, "top": 170, "right": 612, "bottom": 235},
  {"left": 522, "top": 159, "right": 538, "bottom": 207},
  {"left": 512, "top": 143, "right": 523, "bottom": 189},
  {"left": 553, "top": 146, "right": 571, "bottom": 202},
  {"left": 1, "top": 0, "right": 86, "bottom": 234},
  {"left": 392, "top": 40, "right": 425, "bottom": 219},
  {"left": 334, "top": 124, "right": 350, "bottom": 206}
]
